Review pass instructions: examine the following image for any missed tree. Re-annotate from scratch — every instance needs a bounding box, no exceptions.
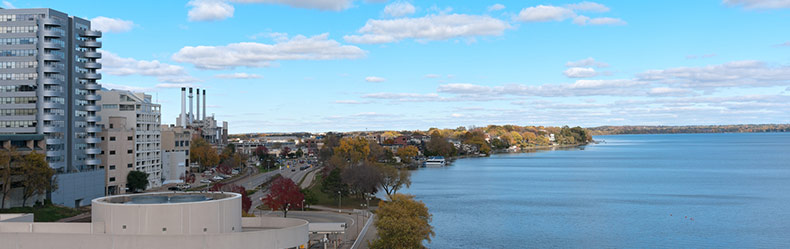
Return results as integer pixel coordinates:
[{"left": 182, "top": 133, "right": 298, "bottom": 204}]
[
  {"left": 368, "top": 142, "right": 392, "bottom": 163},
  {"left": 190, "top": 137, "right": 219, "bottom": 171},
  {"left": 342, "top": 163, "right": 381, "bottom": 198},
  {"left": 377, "top": 165, "right": 410, "bottom": 198},
  {"left": 321, "top": 167, "right": 348, "bottom": 197},
  {"left": 127, "top": 171, "right": 149, "bottom": 193},
  {"left": 336, "top": 137, "right": 370, "bottom": 163},
  {"left": 210, "top": 183, "right": 252, "bottom": 214},
  {"left": 254, "top": 146, "right": 269, "bottom": 160},
  {"left": 262, "top": 177, "right": 304, "bottom": 217},
  {"left": 281, "top": 147, "right": 291, "bottom": 158},
  {"left": 0, "top": 148, "right": 20, "bottom": 208},
  {"left": 396, "top": 145, "right": 419, "bottom": 164},
  {"left": 295, "top": 148, "right": 304, "bottom": 158},
  {"left": 371, "top": 194, "right": 434, "bottom": 249},
  {"left": 426, "top": 131, "right": 455, "bottom": 157},
  {"left": 216, "top": 161, "right": 233, "bottom": 175},
  {"left": 19, "top": 152, "right": 54, "bottom": 207}
]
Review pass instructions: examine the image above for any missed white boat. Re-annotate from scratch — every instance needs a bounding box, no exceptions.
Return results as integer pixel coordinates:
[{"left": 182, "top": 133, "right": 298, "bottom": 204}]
[{"left": 424, "top": 156, "right": 446, "bottom": 167}]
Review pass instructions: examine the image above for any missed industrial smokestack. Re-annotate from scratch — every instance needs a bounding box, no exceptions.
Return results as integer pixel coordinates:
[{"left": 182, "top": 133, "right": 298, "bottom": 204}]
[
  {"left": 196, "top": 88, "right": 200, "bottom": 122},
  {"left": 188, "top": 87, "right": 194, "bottom": 124},
  {"left": 180, "top": 87, "right": 186, "bottom": 128},
  {"left": 202, "top": 89, "right": 206, "bottom": 121}
]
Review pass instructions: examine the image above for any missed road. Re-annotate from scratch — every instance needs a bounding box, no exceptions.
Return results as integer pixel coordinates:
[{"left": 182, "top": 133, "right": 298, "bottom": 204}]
[{"left": 249, "top": 165, "right": 317, "bottom": 209}]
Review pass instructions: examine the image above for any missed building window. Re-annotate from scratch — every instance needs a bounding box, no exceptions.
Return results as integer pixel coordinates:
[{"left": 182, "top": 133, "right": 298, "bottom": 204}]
[
  {"left": 127, "top": 136, "right": 133, "bottom": 141},
  {"left": 109, "top": 165, "right": 116, "bottom": 170},
  {"left": 127, "top": 163, "right": 132, "bottom": 168},
  {"left": 127, "top": 149, "right": 132, "bottom": 154},
  {"left": 109, "top": 177, "right": 115, "bottom": 182},
  {"left": 109, "top": 150, "right": 115, "bottom": 155},
  {"left": 110, "top": 136, "right": 116, "bottom": 141}
]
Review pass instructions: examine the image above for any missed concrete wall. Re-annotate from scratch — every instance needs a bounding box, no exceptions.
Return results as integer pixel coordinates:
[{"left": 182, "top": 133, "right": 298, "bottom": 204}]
[{"left": 50, "top": 170, "right": 105, "bottom": 207}]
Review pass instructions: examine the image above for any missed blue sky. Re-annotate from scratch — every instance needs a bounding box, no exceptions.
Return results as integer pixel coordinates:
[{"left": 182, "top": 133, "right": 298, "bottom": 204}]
[{"left": 11, "top": 0, "right": 790, "bottom": 133}]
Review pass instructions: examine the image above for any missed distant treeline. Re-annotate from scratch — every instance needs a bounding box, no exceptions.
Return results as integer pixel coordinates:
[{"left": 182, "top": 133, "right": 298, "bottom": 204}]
[{"left": 589, "top": 124, "right": 790, "bottom": 135}]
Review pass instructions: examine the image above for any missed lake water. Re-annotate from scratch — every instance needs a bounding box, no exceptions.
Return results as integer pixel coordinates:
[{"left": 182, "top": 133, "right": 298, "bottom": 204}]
[{"left": 402, "top": 133, "right": 790, "bottom": 248}]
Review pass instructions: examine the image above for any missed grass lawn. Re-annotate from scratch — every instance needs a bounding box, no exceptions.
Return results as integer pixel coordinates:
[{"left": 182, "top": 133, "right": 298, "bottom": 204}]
[
  {"left": 0, "top": 204, "right": 84, "bottom": 222},
  {"left": 304, "top": 174, "right": 381, "bottom": 210}
]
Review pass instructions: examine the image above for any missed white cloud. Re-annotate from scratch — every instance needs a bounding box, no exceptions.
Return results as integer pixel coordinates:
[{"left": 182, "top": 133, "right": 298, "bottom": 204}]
[
  {"left": 101, "top": 83, "right": 154, "bottom": 93},
  {"left": 564, "top": 67, "right": 598, "bottom": 78},
  {"left": 344, "top": 14, "right": 510, "bottom": 44},
  {"left": 777, "top": 41, "right": 790, "bottom": 47},
  {"left": 515, "top": 5, "right": 575, "bottom": 22},
  {"left": 101, "top": 50, "right": 186, "bottom": 76},
  {"left": 638, "top": 60, "right": 790, "bottom": 88},
  {"left": 334, "top": 100, "right": 371, "bottom": 104},
  {"left": 487, "top": 4, "right": 505, "bottom": 11},
  {"left": 437, "top": 79, "right": 649, "bottom": 97},
  {"left": 158, "top": 76, "right": 202, "bottom": 83},
  {"left": 425, "top": 74, "right": 441, "bottom": 78},
  {"left": 437, "top": 83, "right": 492, "bottom": 94},
  {"left": 362, "top": 92, "right": 441, "bottom": 102},
  {"left": 2, "top": 1, "right": 15, "bottom": 9},
  {"left": 383, "top": 1, "right": 416, "bottom": 17},
  {"left": 566, "top": 1, "right": 610, "bottom": 12},
  {"left": 188, "top": 0, "right": 234, "bottom": 21},
  {"left": 232, "top": 0, "right": 355, "bottom": 11},
  {"left": 214, "top": 73, "right": 263, "bottom": 79},
  {"left": 723, "top": 0, "right": 790, "bottom": 9},
  {"left": 451, "top": 113, "right": 464, "bottom": 118},
  {"left": 90, "top": 17, "right": 134, "bottom": 33},
  {"left": 365, "top": 76, "right": 386, "bottom": 82},
  {"left": 566, "top": 57, "right": 609, "bottom": 68},
  {"left": 648, "top": 87, "right": 693, "bottom": 96},
  {"left": 172, "top": 33, "right": 366, "bottom": 70},
  {"left": 515, "top": 2, "right": 625, "bottom": 26}
]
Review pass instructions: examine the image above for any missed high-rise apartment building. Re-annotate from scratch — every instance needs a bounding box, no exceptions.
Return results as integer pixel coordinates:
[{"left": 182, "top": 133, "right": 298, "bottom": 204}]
[
  {"left": 0, "top": 8, "right": 104, "bottom": 207},
  {"left": 97, "top": 89, "right": 162, "bottom": 190}
]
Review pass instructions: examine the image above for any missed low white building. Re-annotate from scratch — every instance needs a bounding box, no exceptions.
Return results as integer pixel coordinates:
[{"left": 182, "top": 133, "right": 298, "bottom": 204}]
[{"left": 0, "top": 192, "right": 309, "bottom": 249}]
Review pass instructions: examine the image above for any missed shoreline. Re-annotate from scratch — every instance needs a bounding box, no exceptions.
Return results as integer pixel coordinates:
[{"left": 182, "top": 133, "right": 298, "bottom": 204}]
[{"left": 439, "top": 143, "right": 589, "bottom": 165}]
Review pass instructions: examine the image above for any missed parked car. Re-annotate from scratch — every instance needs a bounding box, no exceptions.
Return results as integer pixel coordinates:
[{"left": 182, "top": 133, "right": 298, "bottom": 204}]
[
  {"left": 167, "top": 186, "right": 182, "bottom": 191},
  {"left": 231, "top": 169, "right": 240, "bottom": 175},
  {"left": 200, "top": 179, "right": 211, "bottom": 184},
  {"left": 212, "top": 175, "right": 224, "bottom": 181}
]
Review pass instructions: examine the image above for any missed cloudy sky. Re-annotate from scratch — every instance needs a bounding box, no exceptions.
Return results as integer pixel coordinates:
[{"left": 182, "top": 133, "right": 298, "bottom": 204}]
[{"left": 12, "top": 0, "right": 790, "bottom": 133}]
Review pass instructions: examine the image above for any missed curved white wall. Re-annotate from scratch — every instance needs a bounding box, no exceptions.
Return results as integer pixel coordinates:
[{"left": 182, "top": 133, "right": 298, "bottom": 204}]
[{"left": 91, "top": 192, "right": 241, "bottom": 235}]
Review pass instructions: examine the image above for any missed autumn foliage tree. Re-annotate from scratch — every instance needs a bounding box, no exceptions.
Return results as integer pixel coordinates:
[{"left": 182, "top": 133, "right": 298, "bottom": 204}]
[
  {"left": 190, "top": 137, "right": 219, "bottom": 171},
  {"left": 377, "top": 165, "right": 410, "bottom": 198},
  {"left": 19, "top": 152, "right": 55, "bottom": 207},
  {"left": 396, "top": 145, "right": 419, "bottom": 164},
  {"left": 336, "top": 137, "right": 370, "bottom": 164},
  {"left": 0, "top": 148, "right": 20, "bottom": 208},
  {"left": 262, "top": 177, "right": 304, "bottom": 217},
  {"left": 371, "top": 194, "right": 434, "bottom": 249},
  {"left": 210, "top": 183, "right": 252, "bottom": 214}
]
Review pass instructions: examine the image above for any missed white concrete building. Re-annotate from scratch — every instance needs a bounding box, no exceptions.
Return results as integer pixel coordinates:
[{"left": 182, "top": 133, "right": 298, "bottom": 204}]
[
  {"left": 0, "top": 192, "right": 309, "bottom": 249},
  {"left": 97, "top": 89, "right": 162, "bottom": 189}
]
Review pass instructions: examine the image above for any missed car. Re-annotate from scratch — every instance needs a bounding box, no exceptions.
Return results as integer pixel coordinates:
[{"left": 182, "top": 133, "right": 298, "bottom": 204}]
[
  {"left": 231, "top": 169, "right": 240, "bottom": 175},
  {"left": 167, "top": 186, "right": 182, "bottom": 191},
  {"left": 212, "top": 175, "right": 224, "bottom": 181},
  {"left": 291, "top": 168, "right": 296, "bottom": 172},
  {"left": 200, "top": 179, "right": 211, "bottom": 184}
]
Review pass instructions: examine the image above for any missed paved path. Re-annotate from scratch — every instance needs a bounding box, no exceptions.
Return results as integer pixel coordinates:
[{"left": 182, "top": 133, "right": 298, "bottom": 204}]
[
  {"left": 259, "top": 208, "right": 369, "bottom": 249},
  {"left": 250, "top": 166, "right": 317, "bottom": 209},
  {"left": 300, "top": 168, "right": 319, "bottom": 189}
]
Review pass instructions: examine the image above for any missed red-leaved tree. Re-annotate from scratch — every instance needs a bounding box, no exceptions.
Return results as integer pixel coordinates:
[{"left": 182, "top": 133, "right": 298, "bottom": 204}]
[
  {"left": 216, "top": 161, "right": 233, "bottom": 175},
  {"left": 210, "top": 183, "right": 252, "bottom": 214},
  {"left": 262, "top": 177, "right": 304, "bottom": 217},
  {"left": 281, "top": 147, "right": 291, "bottom": 158}
]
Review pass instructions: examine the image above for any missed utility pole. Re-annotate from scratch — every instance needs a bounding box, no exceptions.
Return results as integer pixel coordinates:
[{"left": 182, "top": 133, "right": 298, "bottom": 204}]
[{"left": 337, "top": 191, "right": 342, "bottom": 212}]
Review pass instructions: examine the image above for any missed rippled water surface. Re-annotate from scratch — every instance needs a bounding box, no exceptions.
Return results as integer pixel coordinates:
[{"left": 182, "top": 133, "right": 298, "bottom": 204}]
[{"left": 402, "top": 133, "right": 790, "bottom": 248}]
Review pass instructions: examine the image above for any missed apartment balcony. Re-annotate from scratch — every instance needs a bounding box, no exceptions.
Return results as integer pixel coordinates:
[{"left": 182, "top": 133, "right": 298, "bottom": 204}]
[
  {"left": 83, "top": 73, "right": 101, "bottom": 80},
  {"left": 44, "top": 138, "right": 63, "bottom": 145},
  {"left": 85, "top": 148, "right": 102, "bottom": 155},
  {"left": 85, "top": 158, "right": 101, "bottom": 166},
  {"left": 82, "top": 41, "right": 101, "bottom": 48},
  {"left": 85, "top": 105, "right": 100, "bottom": 112},
  {"left": 83, "top": 30, "right": 102, "bottom": 37},
  {"left": 41, "top": 18, "right": 63, "bottom": 26},
  {"left": 40, "top": 53, "right": 61, "bottom": 61},
  {"left": 85, "top": 137, "right": 101, "bottom": 144},
  {"left": 42, "top": 66, "right": 61, "bottom": 73},
  {"left": 85, "top": 125, "right": 102, "bottom": 133},
  {"left": 42, "top": 90, "right": 61, "bottom": 97},
  {"left": 45, "top": 149, "right": 64, "bottom": 158},
  {"left": 41, "top": 114, "right": 63, "bottom": 121},
  {"left": 42, "top": 102, "right": 65, "bottom": 109},
  {"left": 85, "top": 94, "right": 101, "bottom": 101},
  {"left": 41, "top": 77, "right": 61, "bottom": 85},
  {"left": 85, "top": 115, "right": 101, "bottom": 123},
  {"left": 84, "top": 83, "right": 101, "bottom": 90},
  {"left": 42, "top": 42, "right": 61, "bottom": 50},
  {"left": 41, "top": 30, "right": 63, "bottom": 38},
  {"left": 84, "top": 62, "right": 101, "bottom": 69},
  {"left": 84, "top": 51, "right": 101, "bottom": 58},
  {"left": 42, "top": 126, "right": 63, "bottom": 133}
]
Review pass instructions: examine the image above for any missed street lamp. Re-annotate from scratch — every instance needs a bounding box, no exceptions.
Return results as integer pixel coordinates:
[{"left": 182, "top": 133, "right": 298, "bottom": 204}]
[
  {"left": 302, "top": 199, "right": 305, "bottom": 211},
  {"left": 338, "top": 191, "right": 342, "bottom": 212}
]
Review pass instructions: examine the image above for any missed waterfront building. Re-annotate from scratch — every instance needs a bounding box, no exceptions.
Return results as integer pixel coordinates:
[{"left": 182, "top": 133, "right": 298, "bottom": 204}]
[
  {"left": 97, "top": 89, "right": 162, "bottom": 189},
  {"left": 0, "top": 8, "right": 104, "bottom": 207}
]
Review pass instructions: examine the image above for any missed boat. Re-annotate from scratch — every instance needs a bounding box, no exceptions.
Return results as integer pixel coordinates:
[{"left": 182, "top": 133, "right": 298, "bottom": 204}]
[{"left": 424, "top": 156, "right": 446, "bottom": 167}]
